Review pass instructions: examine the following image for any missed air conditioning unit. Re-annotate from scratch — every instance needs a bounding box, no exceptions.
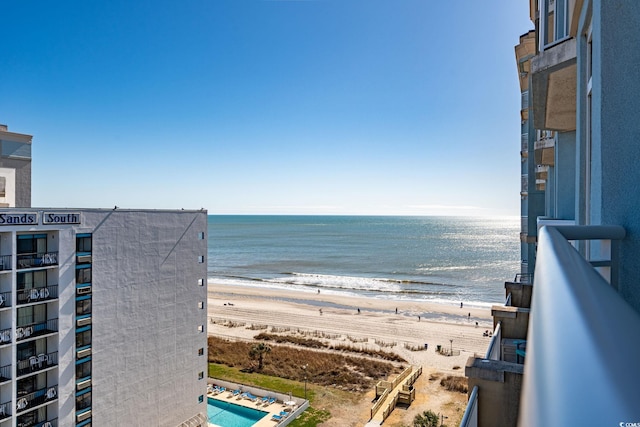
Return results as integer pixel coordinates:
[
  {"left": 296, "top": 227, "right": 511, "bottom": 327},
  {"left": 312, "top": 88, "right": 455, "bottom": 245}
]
[
  {"left": 77, "top": 378, "right": 92, "bottom": 390},
  {"left": 76, "top": 316, "right": 92, "bottom": 327},
  {"left": 77, "top": 254, "right": 92, "bottom": 264},
  {"left": 77, "top": 347, "right": 92, "bottom": 359},
  {"left": 77, "top": 286, "right": 91, "bottom": 295},
  {"left": 77, "top": 410, "right": 92, "bottom": 422}
]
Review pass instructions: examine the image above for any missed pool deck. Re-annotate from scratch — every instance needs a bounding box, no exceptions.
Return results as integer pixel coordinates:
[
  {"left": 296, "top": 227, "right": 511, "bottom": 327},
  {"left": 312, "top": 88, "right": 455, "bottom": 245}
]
[{"left": 207, "top": 389, "right": 297, "bottom": 427}]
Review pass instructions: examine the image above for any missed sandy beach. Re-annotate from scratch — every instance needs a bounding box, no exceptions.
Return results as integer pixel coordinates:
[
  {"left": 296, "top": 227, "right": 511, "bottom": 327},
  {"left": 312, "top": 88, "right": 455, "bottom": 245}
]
[
  {"left": 207, "top": 283, "right": 493, "bottom": 374},
  {"left": 207, "top": 283, "right": 496, "bottom": 425}
]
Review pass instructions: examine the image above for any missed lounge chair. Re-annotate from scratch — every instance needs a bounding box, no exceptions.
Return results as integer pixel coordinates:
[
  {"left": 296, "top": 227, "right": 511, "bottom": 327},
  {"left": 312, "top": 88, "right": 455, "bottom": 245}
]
[
  {"left": 229, "top": 389, "right": 241, "bottom": 397},
  {"left": 271, "top": 414, "right": 283, "bottom": 422},
  {"left": 263, "top": 397, "right": 276, "bottom": 406},
  {"left": 243, "top": 392, "right": 258, "bottom": 402}
]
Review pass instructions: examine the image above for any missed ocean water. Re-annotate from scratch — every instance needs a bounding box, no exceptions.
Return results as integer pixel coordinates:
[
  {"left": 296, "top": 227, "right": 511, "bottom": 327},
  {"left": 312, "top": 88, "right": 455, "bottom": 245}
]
[{"left": 207, "top": 215, "right": 520, "bottom": 307}]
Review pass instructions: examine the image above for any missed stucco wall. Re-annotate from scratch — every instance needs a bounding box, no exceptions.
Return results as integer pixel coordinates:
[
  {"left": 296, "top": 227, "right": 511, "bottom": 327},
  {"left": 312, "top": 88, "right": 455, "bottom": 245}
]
[{"left": 83, "top": 210, "right": 208, "bottom": 426}]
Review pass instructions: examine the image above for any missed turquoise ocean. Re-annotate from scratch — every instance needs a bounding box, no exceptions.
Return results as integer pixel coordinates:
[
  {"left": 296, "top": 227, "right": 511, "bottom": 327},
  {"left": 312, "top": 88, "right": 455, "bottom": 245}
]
[{"left": 207, "top": 215, "right": 520, "bottom": 308}]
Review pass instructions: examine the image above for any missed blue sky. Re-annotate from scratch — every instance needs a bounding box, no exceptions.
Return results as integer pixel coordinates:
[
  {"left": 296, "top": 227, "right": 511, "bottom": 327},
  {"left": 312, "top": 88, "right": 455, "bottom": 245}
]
[{"left": 1, "top": 1, "right": 532, "bottom": 216}]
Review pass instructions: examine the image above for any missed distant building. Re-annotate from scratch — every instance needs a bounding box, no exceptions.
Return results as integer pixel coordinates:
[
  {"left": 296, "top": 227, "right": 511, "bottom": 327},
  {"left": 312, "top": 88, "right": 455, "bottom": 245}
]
[
  {"left": 461, "top": 1, "right": 640, "bottom": 426},
  {"left": 0, "top": 127, "right": 208, "bottom": 426},
  {"left": 0, "top": 125, "right": 32, "bottom": 208}
]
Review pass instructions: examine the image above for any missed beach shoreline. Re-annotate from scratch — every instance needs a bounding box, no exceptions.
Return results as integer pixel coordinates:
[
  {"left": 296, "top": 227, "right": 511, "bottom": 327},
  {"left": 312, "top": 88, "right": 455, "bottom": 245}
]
[{"left": 207, "top": 282, "right": 494, "bottom": 371}]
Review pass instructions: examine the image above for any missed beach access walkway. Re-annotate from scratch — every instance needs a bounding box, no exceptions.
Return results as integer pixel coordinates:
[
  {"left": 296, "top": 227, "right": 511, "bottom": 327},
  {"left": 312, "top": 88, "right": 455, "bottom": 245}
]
[{"left": 365, "top": 365, "right": 423, "bottom": 426}]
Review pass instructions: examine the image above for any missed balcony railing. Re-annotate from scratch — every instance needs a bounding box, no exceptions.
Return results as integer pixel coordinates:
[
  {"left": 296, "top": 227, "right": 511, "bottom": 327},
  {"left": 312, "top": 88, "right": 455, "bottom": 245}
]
[
  {"left": 0, "top": 328, "right": 10, "bottom": 345},
  {"left": 0, "top": 401, "right": 10, "bottom": 420},
  {"left": 16, "top": 252, "right": 58, "bottom": 270},
  {"left": 519, "top": 225, "right": 640, "bottom": 425},
  {"left": 17, "top": 351, "right": 58, "bottom": 377},
  {"left": 484, "top": 322, "right": 502, "bottom": 361},
  {"left": 0, "top": 255, "right": 10, "bottom": 271},
  {"left": 513, "top": 273, "right": 532, "bottom": 284},
  {"left": 16, "top": 385, "right": 57, "bottom": 414},
  {"left": 460, "top": 385, "right": 478, "bottom": 427},
  {"left": 34, "top": 419, "right": 57, "bottom": 427},
  {"left": 15, "top": 319, "right": 58, "bottom": 342},
  {"left": 0, "top": 365, "right": 10, "bottom": 383},
  {"left": 17, "top": 285, "right": 58, "bottom": 305}
]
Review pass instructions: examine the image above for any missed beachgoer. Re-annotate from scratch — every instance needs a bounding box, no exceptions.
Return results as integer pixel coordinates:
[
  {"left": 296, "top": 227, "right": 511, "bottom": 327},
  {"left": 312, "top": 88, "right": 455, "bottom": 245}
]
[
  {"left": 319, "top": 308, "right": 323, "bottom": 315},
  {"left": 468, "top": 312, "right": 471, "bottom": 320},
  {"left": 395, "top": 307, "right": 398, "bottom": 314},
  {"left": 317, "top": 289, "right": 320, "bottom": 294},
  {"left": 475, "top": 321, "right": 478, "bottom": 328},
  {"left": 357, "top": 308, "right": 360, "bottom": 314},
  {"left": 460, "top": 302, "right": 463, "bottom": 308},
  {"left": 418, "top": 316, "right": 421, "bottom": 322}
]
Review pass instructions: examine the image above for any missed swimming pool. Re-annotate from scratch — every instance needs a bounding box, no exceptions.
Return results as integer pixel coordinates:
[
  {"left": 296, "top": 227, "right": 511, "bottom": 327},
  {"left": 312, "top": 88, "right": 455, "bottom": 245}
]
[{"left": 207, "top": 397, "right": 268, "bottom": 427}]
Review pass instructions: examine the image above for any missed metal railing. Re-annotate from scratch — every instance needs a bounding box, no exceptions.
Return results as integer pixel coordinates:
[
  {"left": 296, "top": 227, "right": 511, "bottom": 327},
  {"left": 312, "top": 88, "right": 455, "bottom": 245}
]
[
  {"left": 34, "top": 419, "right": 57, "bottom": 427},
  {"left": 460, "top": 386, "right": 478, "bottom": 427},
  {"left": 519, "top": 225, "right": 640, "bottom": 425},
  {"left": 17, "top": 285, "right": 58, "bottom": 305},
  {"left": 484, "top": 322, "right": 502, "bottom": 361},
  {"left": 17, "top": 351, "right": 58, "bottom": 376},
  {"left": 16, "top": 252, "right": 58, "bottom": 269},
  {"left": 0, "top": 328, "right": 10, "bottom": 345},
  {"left": 0, "top": 365, "right": 10, "bottom": 382},
  {"left": 0, "top": 401, "right": 10, "bottom": 419},
  {"left": 15, "top": 385, "right": 57, "bottom": 414},
  {"left": 513, "top": 273, "right": 532, "bottom": 284},
  {"left": 15, "top": 318, "right": 58, "bottom": 342}
]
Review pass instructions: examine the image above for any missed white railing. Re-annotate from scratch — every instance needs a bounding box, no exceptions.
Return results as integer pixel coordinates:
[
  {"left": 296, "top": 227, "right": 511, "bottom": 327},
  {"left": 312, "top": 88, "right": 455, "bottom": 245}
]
[
  {"left": 519, "top": 225, "right": 640, "bottom": 425},
  {"left": 484, "top": 322, "right": 502, "bottom": 361},
  {"left": 460, "top": 386, "right": 478, "bottom": 427}
]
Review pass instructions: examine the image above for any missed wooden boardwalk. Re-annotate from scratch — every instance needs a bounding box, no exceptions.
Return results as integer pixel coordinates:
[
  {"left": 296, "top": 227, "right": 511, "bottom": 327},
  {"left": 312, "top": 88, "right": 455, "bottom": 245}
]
[{"left": 367, "top": 365, "right": 422, "bottom": 425}]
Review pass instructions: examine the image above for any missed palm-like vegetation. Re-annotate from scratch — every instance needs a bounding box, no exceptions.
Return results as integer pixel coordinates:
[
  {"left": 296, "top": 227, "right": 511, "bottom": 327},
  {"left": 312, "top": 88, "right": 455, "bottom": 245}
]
[{"left": 249, "top": 342, "right": 271, "bottom": 370}]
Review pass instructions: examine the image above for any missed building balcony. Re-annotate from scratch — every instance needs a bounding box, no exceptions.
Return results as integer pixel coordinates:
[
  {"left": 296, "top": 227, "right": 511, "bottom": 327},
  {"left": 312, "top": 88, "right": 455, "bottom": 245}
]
[
  {"left": 15, "top": 319, "right": 58, "bottom": 342},
  {"left": 15, "top": 385, "right": 57, "bottom": 414},
  {"left": 0, "top": 255, "right": 11, "bottom": 272},
  {"left": 16, "top": 351, "right": 58, "bottom": 377},
  {"left": 16, "top": 252, "right": 58, "bottom": 270},
  {"left": 0, "top": 364, "right": 10, "bottom": 383},
  {"left": 534, "top": 137, "right": 555, "bottom": 167},
  {"left": 16, "top": 285, "right": 58, "bottom": 306},
  {"left": 0, "top": 328, "right": 11, "bottom": 345},
  {"left": 0, "top": 291, "right": 10, "bottom": 309},
  {"left": 518, "top": 225, "right": 640, "bottom": 425},
  {"left": 0, "top": 401, "right": 10, "bottom": 421},
  {"left": 531, "top": 37, "right": 577, "bottom": 131}
]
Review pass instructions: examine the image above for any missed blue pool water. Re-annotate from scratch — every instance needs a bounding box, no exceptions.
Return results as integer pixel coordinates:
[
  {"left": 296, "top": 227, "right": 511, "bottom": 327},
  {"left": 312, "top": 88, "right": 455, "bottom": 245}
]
[{"left": 207, "top": 398, "right": 268, "bottom": 427}]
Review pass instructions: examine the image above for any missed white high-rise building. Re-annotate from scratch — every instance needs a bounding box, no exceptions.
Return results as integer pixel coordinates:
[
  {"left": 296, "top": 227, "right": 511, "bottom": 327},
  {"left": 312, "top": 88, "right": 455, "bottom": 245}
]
[{"left": 0, "top": 126, "right": 208, "bottom": 427}]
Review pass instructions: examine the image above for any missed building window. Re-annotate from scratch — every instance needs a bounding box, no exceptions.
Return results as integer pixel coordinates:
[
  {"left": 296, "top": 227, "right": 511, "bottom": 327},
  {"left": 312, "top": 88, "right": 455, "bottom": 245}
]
[
  {"left": 76, "top": 267, "right": 92, "bottom": 284},
  {"left": 17, "top": 234, "right": 47, "bottom": 255},
  {"left": 198, "top": 255, "right": 204, "bottom": 263},
  {"left": 198, "top": 278, "right": 204, "bottom": 286},
  {"left": 198, "top": 348, "right": 204, "bottom": 356},
  {"left": 198, "top": 395, "right": 204, "bottom": 403},
  {"left": 17, "top": 305, "right": 46, "bottom": 327},
  {"left": 198, "top": 371, "right": 204, "bottom": 380},
  {"left": 77, "top": 235, "right": 92, "bottom": 253},
  {"left": 76, "top": 390, "right": 92, "bottom": 411},
  {"left": 198, "top": 301, "right": 204, "bottom": 309},
  {"left": 17, "top": 270, "right": 47, "bottom": 289},
  {"left": 76, "top": 329, "right": 92, "bottom": 348},
  {"left": 198, "top": 232, "right": 205, "bottom": 240},
  {"left": 76, "top": 298, "right": 92, "bottom": 316},
  {"left": 198, "top": 325, "right": 204, "bottom": 333},
  {"left": 76, "top": 359, "right": 92, "bottom": 379},
  {"left": 1, "top": 140, "right": 31, "bottom": 159}
]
